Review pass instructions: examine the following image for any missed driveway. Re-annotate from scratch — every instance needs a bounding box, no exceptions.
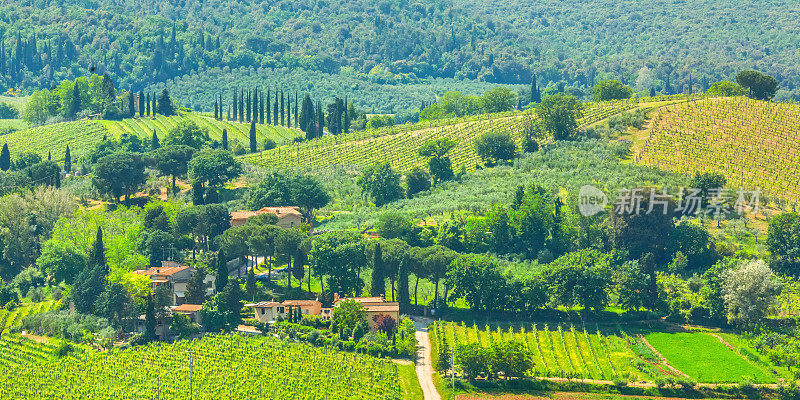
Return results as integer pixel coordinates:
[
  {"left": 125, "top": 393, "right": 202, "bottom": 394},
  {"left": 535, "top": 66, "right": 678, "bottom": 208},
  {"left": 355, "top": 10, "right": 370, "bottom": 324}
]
[{"left": 414, "top": 318, "right": 441, "bottom": 400}]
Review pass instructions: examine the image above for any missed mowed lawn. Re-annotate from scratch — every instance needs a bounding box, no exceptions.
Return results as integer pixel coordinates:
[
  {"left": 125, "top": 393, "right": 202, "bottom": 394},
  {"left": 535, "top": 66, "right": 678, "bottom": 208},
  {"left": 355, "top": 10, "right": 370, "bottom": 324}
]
[{"left": 645, "top": 332, "right": 773, "bottom": 383}]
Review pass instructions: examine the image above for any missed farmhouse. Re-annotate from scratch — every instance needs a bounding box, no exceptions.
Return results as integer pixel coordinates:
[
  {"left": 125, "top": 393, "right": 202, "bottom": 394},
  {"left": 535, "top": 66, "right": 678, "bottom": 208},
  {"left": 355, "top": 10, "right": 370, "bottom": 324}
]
[
  {"left": 230, "top": 206, "right": 303, "bottom": 229},
  {"left": 133, "top": 261, "right": 215, "bottom": 306},
  {"left": 333, "top": 295, "right": 400, "bottom": 330},
  {"left": 246, "top": 299, "right": 328, "bottom": 323}
]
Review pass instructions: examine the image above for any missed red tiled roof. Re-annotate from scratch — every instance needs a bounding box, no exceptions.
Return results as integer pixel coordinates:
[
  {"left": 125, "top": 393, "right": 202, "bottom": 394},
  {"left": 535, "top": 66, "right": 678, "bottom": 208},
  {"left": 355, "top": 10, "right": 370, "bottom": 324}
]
[
  {"left": 364, "top": 303, "right": 400, "bottom": 313},
  {"left": 282, "top": 300, "right": 320, "bottom": 306},
  {"left": 134, "top": 265, "right": 190, "bottom": 277},
  {"left": 172, "top": 304, "right": 203, "bottom": 312},
  {"left": 257, "top": 207, "right": 302, "bottom": 218},
  {"left": 231, "top": 211, "right": 258, "bottom": 221},
  {"left": 335, "top": 297, "right": 387, "bottom": 306},
  {"left": 246, "top": 301, "right": 281, "bottom": 308}
]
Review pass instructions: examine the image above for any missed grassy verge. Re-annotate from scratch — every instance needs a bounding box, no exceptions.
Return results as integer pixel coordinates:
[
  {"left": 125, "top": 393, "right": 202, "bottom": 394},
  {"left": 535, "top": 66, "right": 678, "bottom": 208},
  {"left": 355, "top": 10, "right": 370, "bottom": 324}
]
[{"left": 397, "top": 362, "right": 424, "bottom": 400}]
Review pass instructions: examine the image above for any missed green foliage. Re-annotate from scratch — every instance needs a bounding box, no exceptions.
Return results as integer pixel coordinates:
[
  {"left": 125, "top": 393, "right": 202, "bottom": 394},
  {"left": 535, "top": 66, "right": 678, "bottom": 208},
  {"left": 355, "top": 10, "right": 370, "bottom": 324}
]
[
  {"left": 706, "top": 81, "right": 747, "bottom": 97},
  {"left": 544, "top": 249, "right": 614, "bottom": 311},
  {"left": 768, "top": 212, "right": 800, "bottom": 276},
  {"left": 535, "top": 94, "right": 584, "bottom": 140},
  {"left": 188, "top": 148, "right": 242, "bottom": 189},
  {"left": 163, "top": 121, "right": 211, "bottom": 150},
  {"left": 357, "top": 162, "right": 403, "bottom": 207},
  {"left": 736, "top": 70, "right": 779, "bottom": 101},
  {"left": 446, "top": 254, "right": 507, "bottom": 311},
  {"left": 474, "top": 131, "right": 517, "bottom": 167},
  {"left": 92, "top": 151, "right": 147, "bottom": 203},
  {"left": 247, "top": 172, "right": 329, "bottom": 222},
  {"left": 36, "top": 241, "right": 86, "bottom": 284},
  {"left": 593, "top": 80, "right": 633, "bottom": 102}
]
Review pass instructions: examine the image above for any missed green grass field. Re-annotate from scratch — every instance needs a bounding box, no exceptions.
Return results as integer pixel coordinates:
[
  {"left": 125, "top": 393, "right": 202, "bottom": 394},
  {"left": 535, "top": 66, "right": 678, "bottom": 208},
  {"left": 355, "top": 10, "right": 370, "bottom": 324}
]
[
  {"left": 644, "top": 332, "right": 773, "bottom": 383},
  {"left": 397, "top": 362, "right": 424, "bottom": 400}
]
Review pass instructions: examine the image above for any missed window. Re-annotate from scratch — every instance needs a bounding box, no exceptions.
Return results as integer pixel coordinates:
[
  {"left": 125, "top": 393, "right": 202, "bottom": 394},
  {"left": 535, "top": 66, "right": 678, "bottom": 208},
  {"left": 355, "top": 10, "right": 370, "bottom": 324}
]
[
  {"left": 278, "top": 307, "right": 285, "bottom": 314},
  {"left": 303, "top": 309, "right": 308, "bottom": 314},
  {"left": 260, "top": 309, "right": 265, "bottom": 315}
]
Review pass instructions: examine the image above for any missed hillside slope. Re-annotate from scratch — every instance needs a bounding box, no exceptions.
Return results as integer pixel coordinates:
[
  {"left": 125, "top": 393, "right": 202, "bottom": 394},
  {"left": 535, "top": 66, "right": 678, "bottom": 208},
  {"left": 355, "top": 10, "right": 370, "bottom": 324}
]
[
  {"left": 242, "top": 99, "right": 647, "bottom": 172},
  {"left": 636, "top": 97, "right": 800, "bottom": 201},
  {"left": 1, "top": 115, "right": 301, "bottom": 163}
]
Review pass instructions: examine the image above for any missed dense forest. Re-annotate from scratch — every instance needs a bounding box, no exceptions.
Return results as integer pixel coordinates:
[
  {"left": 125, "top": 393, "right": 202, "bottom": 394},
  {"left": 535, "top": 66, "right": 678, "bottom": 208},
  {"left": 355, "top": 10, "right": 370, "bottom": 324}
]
[{"left": 1, "top": 0, "right": 799, "bottom": 113}]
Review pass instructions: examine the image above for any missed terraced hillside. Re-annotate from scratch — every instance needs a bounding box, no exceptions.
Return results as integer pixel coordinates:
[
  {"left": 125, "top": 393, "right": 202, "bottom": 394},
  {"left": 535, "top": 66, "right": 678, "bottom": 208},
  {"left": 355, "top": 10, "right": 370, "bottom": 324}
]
[
  {"left": 242, "top": 99, "right": 645, "bottom": 172},
  {"left": 0, "top": 115, "right": 301, "bottom": 163},
  {"left": 636, "top": 97, "right": 800, "bottom": 201}
]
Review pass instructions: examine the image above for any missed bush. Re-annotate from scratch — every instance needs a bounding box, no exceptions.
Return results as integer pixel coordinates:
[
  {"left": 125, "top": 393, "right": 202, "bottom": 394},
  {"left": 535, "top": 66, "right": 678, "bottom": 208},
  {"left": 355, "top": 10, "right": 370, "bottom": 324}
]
[
  {"left": 0, "top": 103, "right": 19, "bottom": 119},
  {"left": 55, "top": 341, "right": 74, "bottom": 358},
  {"left": 263, "top": 138, "right": 276, "bottom": 150}
]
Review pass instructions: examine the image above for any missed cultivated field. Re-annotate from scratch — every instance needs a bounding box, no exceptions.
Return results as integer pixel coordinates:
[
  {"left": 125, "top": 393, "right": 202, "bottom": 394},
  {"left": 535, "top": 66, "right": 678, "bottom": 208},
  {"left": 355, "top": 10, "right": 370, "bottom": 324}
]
[
  {"left": 241, "top": 99, "right": 647, "bottom": 172},
  {"left": 0, "top": 301, "right": 57, "bottom": 335},
  {"left": 637, "top": 96, "right": 800, "bottom": 201},
  {"left": 0, "top": 333, "right": 401, "bottom": 399}
]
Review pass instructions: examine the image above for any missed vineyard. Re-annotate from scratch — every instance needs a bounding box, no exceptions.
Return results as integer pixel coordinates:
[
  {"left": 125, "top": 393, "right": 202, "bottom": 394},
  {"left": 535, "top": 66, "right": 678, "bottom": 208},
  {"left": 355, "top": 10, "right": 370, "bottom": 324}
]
[
  {"left": 0, "top": 300, "right": 57, "bottom": 335},
  {"left": 0, "top": 115, "right": 301, "bottom": 165},
  {"left": 429, "top": 321, "right": 656, "bottom": 381},
  {"left": 0, "top": 333, "right": 401, "bottom": 399},
  {"left": 0, "top": 120, "right": 107, "bottom": 163},
  {"left": 242, "top": 99, "right": 649, "bottom": 172},
  {"left": 637, "top": 96, "right": 800, "bottom": 202},
  {"left": 102, "top": 115, "right": 301, "bottom": 150}
]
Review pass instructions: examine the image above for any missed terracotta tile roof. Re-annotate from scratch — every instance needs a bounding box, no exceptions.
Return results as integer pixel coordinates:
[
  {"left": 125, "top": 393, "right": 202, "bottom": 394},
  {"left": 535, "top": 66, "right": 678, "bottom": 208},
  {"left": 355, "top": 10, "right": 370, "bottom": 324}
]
[
  {"left": 172, "top": 304, "right": 203, "bottom": 312},
  {"left": 245, "top": 301, "right": 282, "bottom": 308},
  {"left": 134, "top": 265, "right": 190, "bottom": 277},
  {"left": 258, "top": 207, "right": 302, "bottom": 218},
  {"left": 335, "top": 297, "right": 387, "bottom": 306},
  {"left": 230, "top": 211, "right": 257, "bottom": 221},
  {"left": 282, "top": 300, "right": 320, "bottom": 306},
  {"left": 364, "top": 303, "right": 400, "bottom": 313}
]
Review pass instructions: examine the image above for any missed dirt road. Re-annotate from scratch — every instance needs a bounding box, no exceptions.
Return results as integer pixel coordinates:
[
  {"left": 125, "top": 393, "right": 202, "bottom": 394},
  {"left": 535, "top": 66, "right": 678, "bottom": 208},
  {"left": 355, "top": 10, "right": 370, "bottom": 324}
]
[{"left": 414, "top": 319, "right": 441, "bottom": 400}]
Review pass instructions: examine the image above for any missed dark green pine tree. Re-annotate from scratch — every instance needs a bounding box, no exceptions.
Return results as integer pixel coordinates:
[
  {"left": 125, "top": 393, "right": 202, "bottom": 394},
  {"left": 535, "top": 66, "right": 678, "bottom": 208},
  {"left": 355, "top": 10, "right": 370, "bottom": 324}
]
[
  {"left": 370, "top": 243, "right": 384, "bottom": 297},
  {"left": 146, "top": 93, "right": 151, "bottom": 116},
  {"left": 252, "top": 88, "right": 259, "bottom": 124},
  {"left": 280, "top": 90, "right": 285, "bottom": 126},
  {"left": 216, "top": 249, "right": 228, "bottom": 293},
  {"left": 64, "top": 145, "right": 71, "bottom": 174},
  {"left": 294, "top": 92, "right": 299, "bottom": 128},
  {"left": 227, "top": 105, "right": 231, "bottom": 121},
  {"left": 232, "top": 88, "right": 238, "bottom": 121},
  {"left": 213, "top": 101, "right": 218, "bottom": 120},
  {"left": 138, "top": 91, "right": 145, "bottom": 117},
  {"left": 299, "top": 95, "right": 314, "bottom": 134},
  {"left": 47, "top": 151, "right": 51, "bottom": 161},
  {"left": 0, "top": 143, "right": 10, "bottom": 171},
  {"left": 249, "top": 120, "right": 257, "bottom": 153},
  {"left": 151, "top": 130, "right": 160, "bottom": 150},
  {"left": 222, "top": 128, "right": 228, "bottom": 150},
  {"left": 88, "top": 226, "right": 107, "bottom": 273},
  {"left": 152, "top": 93, "right": 157, "bottom": 116}
]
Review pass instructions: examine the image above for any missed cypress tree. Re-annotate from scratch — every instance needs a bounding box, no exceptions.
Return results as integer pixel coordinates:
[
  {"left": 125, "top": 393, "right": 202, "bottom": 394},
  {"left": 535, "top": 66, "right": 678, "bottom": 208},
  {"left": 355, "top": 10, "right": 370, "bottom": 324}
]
[
  {"left": 253, "top": 88, "right": 259, "bottom": 123},
  {"left": 280, "top": 90, "right": 285, "bottom": 126},
  {"left": 0, "top": 143, "right": 10, "bottom": 171},
  {"left": 299, "top": 94, "right": 314, "bottom": 134},
  {"left": 138, "top": 91, "right": 145, "bottom": 117},
  {"left": 152, "top": 93, "right": 157, "bottom": 116},
  {"left": 232, "top": 88, "right": 238, "bottom": 121},
  {"left": 88, "top": 226, "right": 107, "bottom": 273},
  {"left": 127, "top": 91, "right": 135, "bottom": 117},
  {"left": 259, "top": 91, "right": 264, "bottom": 124},
  {"left": 68, "top": 83, "right": 80, "bottom": 120},
  {"left": 192, "top": 180, "right": 204, "bottom": 205},
  {"left": 266, "top": 88, "right": 271, "bottom": 125},
  {"left": 239, "top": 91, "right": 244, "bottom": 122},
  {"left": 249, "top": 120, "right": 257, "bottom": 153},
  {"left": 316, "top": 101, "right": 324, "bottom": 138},
  {"left": 222, "top": 128, "right": 228, "bottom": 150},
  {"left": 64, "top": 145, "right": 71, "bottom": 174},
  {"left": 343, "top": 96, "right": 350, "bottom": 133},
  {"left": 214, "top": 101, "right": 218, "bottom": 120},
  {"left": 227, "top": 105, "right": 231, "bottom": 120},
  {"left": 286, "top": 93, "right": 291, "bottom": 128},
  {"left": 245, "top": 90, "right": 251, "bottom": 122},
  {"left": 294, "top": 92, "right": 298, "bottom": 128},
  {"left": 273, "top": 90, "right": 279, "bottom": 125},
  {"left": 146, "top": 93, "right": 151, "bottom": 116},
  {"left": 370, "top": 243, "right": 384, "bottom": 297},
  {"left": 151, "top": 130, "right": 160, "bottom": 150},
  {"left": 216, "top": 249, "right": 228, "bottom": 293},
  {"left": 398, "top": 252, "right": 410, "bottom": 314}
]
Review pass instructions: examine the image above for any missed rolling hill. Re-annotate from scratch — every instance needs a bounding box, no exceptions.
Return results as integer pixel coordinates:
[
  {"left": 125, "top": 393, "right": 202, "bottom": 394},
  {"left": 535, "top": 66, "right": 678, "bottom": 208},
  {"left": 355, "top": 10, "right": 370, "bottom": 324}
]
[{"left": 635, "top": 96, "right": 800, "bottom": 202}]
